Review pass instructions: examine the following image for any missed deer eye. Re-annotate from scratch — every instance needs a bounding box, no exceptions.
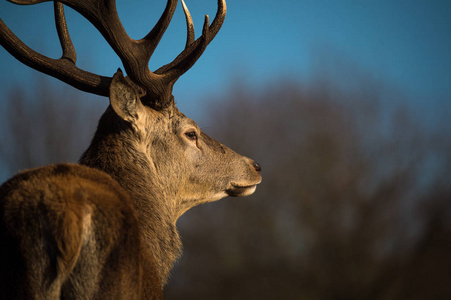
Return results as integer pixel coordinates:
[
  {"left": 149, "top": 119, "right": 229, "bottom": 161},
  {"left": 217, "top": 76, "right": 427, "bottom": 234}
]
[{"left": 184, "top": 131, "right": 198, "bottom": 141}]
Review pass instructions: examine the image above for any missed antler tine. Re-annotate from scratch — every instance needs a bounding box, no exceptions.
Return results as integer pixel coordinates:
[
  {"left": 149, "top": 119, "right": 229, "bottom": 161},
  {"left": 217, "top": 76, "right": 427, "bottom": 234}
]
[
  {"left": 208, "top": 0, "right": 227, "bottom": 41},
  {"left": 54, "top": 2, "right": 76, "bottom": 64},
  {"left": 181, "top": 0, "right": 195, "bottom": 48},
  {"left": 155, "top": 0, "right": 226, "bottom": 83},
  {"left": 142, "top": 0, "right": 178, "bottom": 60},
  {"left": 0, "top": 7, "right": 111, "bottom": 96},
  {"left": 159, "top": 15, "right": 209, "bottom": 79}
]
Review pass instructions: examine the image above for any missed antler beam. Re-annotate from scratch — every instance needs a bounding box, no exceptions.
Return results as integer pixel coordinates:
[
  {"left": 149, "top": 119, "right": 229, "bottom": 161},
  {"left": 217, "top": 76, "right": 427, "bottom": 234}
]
[
  {"left": 0, "top": 0, "right": 226, "bottom": 108},
  {"left": 0, "top": 2, "right": 111, "bottom": 96}
]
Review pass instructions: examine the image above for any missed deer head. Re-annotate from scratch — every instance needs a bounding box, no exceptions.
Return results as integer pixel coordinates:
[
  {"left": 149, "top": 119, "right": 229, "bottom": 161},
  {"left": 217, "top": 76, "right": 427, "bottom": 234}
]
[
  {"left": 81, "top": 70, "right": 262, "bottom": 218},
  {"left": 0, "top": 0, "right": 261, "bottom": 294}
]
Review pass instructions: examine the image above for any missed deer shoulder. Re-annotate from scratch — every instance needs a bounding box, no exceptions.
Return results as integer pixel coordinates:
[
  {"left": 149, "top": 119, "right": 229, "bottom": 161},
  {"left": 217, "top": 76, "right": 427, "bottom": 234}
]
[{"left": 0, "top": 164, "right": 162, "bottom": 299}]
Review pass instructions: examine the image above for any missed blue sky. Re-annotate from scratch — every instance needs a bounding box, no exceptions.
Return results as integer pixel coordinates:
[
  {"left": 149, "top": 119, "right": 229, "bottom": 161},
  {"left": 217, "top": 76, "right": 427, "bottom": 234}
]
[{"left": 1, "top": 0, "right": 450, "bottom": 118}]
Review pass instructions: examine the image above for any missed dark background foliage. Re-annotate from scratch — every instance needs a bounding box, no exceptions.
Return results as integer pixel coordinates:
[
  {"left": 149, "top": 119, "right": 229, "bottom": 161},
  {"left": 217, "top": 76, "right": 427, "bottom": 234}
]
[{"left": 1, "top": 60, "right": 450, "bottom": 299}]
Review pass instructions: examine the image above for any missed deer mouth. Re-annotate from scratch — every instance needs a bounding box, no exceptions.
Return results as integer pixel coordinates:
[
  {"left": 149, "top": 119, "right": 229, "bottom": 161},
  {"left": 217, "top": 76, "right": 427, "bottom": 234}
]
[{"left": 227, "top": 184, "right": 258, "bottom": 197}]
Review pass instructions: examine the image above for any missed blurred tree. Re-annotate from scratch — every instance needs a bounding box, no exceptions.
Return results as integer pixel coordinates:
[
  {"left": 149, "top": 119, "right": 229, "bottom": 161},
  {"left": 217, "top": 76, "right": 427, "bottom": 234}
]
[
  {"left": 0, "top": 63, "right": 450, "bottom": 300},
  {"left": 0, "top": 76, "right": 106, "bottom": 182},
  {"left": 165, "top": 70, "right": 451, "bottom": 299}
]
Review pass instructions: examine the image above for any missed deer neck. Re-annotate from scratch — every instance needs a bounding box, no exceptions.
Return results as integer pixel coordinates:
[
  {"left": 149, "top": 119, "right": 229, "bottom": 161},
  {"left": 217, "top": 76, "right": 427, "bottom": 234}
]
[{"left": 79, "top": 116, "right": 182, "bottom": 284}]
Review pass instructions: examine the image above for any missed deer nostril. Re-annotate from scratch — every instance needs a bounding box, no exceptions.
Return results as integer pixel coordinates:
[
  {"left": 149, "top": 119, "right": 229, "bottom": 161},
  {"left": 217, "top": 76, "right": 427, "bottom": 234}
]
[{"left": 253, "top": 162, "right": 262, "bottom": 173}]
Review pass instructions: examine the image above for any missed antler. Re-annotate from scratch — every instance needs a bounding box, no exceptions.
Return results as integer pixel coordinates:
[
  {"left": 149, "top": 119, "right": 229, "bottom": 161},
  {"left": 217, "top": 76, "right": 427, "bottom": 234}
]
[{"left": 0, "top": 0, "right": 226, "bottom": 108}]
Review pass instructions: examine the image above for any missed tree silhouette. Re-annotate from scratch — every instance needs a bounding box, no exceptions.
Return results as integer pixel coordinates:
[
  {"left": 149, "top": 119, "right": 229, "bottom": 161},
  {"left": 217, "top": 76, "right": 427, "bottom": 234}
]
[
  {"left": 0, "top": 64, "right": 450, "bottom": 300},
  {"left": 166, "top": 68, "right": 451, "bottom": 299},
  {"left": 0, "top": 76, "right": 106, "bottom": 182}
]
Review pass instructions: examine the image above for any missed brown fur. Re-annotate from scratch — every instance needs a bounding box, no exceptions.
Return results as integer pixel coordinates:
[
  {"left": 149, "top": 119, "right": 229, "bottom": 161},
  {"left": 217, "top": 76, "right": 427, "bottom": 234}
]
[
  {"left": 0, "top": 164, "right": 161, "bottom": 299},
  {"left": 0, "top": 73, "right": 261, "bottom": 298}
]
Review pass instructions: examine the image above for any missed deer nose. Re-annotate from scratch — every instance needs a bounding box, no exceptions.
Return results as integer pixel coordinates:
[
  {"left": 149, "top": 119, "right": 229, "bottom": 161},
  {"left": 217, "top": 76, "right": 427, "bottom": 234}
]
[{"left": 252, "top": 162, "right": 262, "bottom": 173}]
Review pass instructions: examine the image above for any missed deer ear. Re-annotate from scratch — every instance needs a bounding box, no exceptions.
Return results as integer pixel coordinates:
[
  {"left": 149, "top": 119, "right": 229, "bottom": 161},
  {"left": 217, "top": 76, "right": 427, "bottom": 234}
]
[{"left": 109, "top": 69, "right": 145, "bottom": 123}]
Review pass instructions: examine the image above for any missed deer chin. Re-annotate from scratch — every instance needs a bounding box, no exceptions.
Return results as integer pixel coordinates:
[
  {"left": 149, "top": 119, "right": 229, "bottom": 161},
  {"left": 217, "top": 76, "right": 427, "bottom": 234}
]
[{"left": 226, "top": 184, "right": 258, "bottom": 197}]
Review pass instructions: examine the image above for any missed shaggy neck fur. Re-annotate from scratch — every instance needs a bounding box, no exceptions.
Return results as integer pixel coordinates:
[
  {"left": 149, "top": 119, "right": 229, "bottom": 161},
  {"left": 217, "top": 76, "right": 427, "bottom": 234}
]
[{"left": 79, "top": 107, "right": 182, "bottom": 286}]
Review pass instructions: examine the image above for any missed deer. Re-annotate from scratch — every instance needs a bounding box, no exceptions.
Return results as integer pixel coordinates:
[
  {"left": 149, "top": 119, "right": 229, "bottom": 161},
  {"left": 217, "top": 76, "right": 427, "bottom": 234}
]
[{"left": 0, "top": 0, "right": 262, "bottom": 298}]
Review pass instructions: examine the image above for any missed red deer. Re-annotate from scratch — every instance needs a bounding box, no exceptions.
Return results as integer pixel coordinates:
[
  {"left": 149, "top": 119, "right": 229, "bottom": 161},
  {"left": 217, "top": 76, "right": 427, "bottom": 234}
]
[{"left": 0, "top": 0, "right": 262, "bottom": 298}]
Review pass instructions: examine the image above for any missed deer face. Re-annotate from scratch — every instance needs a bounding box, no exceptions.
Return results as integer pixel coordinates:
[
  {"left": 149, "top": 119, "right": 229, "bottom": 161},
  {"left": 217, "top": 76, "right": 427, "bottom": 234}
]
[
  {"left": 109, "top": 72, "right": 261, "bottom": 216},
  {"left": 174, "top": 113, "right": 261, "bottom": 203}
]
